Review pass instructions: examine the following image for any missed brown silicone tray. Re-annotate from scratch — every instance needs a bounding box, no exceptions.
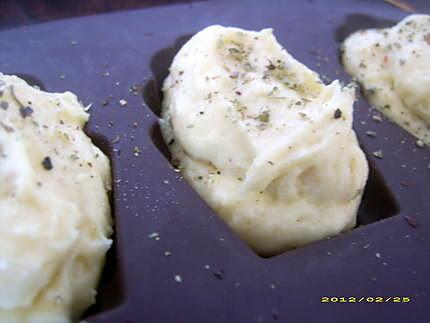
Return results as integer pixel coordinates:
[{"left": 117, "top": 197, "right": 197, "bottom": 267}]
[{"left": 0, "top": 1, "right": 429, "bottom": 322}]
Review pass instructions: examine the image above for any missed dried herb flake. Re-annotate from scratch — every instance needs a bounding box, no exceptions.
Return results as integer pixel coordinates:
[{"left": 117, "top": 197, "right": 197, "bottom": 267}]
[
  {"left": 19, "top": 106, "right": 34, "bottom": 118},
  {"left": 257, "top": 111, "right": 270, "bottom": 123}
]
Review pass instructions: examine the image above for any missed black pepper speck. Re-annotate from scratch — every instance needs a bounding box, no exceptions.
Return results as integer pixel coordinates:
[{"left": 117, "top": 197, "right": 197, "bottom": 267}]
[{"left": 42, "top": 156, "right": 53, "bottom": 170}]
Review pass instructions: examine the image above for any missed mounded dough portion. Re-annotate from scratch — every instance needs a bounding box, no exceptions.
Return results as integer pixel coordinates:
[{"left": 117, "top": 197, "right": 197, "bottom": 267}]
[
  {"left": 161, "top": 25, "right": 369, "bottom": 256},
  {"left": 0, "top": 74, "right": 112, "bottom": 323},
  {"left": 342, "top": 14, "right": 430, "bottom": 144}
]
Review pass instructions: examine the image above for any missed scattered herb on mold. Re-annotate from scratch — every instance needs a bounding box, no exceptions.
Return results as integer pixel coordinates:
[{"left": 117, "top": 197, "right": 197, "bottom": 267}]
[
  {"left": 415, "top": 140, "right": 425, "bottom": 148},
  {"left": 403, "top": 215, "right": 418, "bottom": 228},
  {"left": 212, "top": 269, "right": 225, "bottom": 280},
  {"left": 148, "top": 232, "right": 160, "bottom": 240},
  {"left": 373, "top": 150, "right": 384, "bottom": 159}
]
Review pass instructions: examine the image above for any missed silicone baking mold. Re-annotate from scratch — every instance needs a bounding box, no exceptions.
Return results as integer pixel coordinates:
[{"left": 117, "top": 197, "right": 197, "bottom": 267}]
[{"left": 0, "top": 1, "right": 428, "bottom": 322}]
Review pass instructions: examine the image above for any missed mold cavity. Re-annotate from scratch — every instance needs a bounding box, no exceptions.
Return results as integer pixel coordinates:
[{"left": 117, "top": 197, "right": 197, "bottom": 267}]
[
  {"left": 335, "top": 14, "right": 396, "bottom": 43},
  {"left": 150, "top": 122, "right": 171, "bottom": 161},
  {"left": 145, "top": 34, "right": 400, "bottom": 259},
  {"left": 356, "top": 156, "right": 400, "bottom": 226},
  {"left": 143, "top": 34, "right": 192, "bottom": 117},
  {"left": 81, "top": 129, "right": 125, "bottom": 318}
]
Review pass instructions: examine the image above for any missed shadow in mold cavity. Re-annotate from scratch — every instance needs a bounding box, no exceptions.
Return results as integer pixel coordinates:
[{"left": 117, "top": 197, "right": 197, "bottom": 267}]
[
  {"left": 82, "top": 231, "right": 124, "bottom": 319},
  {"left": 335, "top": 13, "right": 398, "bottom": 44},
  {"left": 356, "top": 156, "right": 400, "bottom": 226},
  {"left": 81, "top": 129, "right": 125, "bottom": 318},
  {"left": 142, "top": 34, "right": 193, "bottom": 117},
  {"left": 150, "top": 122, "right": 172, "bottom": 161}
]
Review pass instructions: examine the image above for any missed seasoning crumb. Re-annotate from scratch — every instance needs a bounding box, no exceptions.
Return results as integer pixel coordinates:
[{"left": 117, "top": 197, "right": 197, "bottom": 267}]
[
  {"left": 373, "top": 150, "right": 384, "bottom": 159},
  {"left": 375, "top": 252, "right": 381, "bottom": 258},
  {"left": 164, "top": 251, "right": 172, "bottom": 257},
  {"left": 41, "top": 156, "right": 53, "bottom": 170},
  {"left": 270, "top": 283, "right": 276, "bottom": 289},
  {"left": 119, "top": 99, "right": 128, "bottom": 107},
  {"left": 111, "top": 135, "right": 121, "bottom": 144},
  {"left": 372, "top": 115, "right": 383, "bottom": 123},
  {"left": 174, "top": 275, "right": 182, "bottom": 283},
  {"left": 403, "top": 215, "right": 418, "bottom": 228},
  {"left": 59, "top": 74, "right": 66, "bottom": 80},
  {"left": 148, "top": 232, "right": 160, "bottom": 240},
  {"left": 383, "top": 0, "right": 415, "bottom": 13},
  {"left": 212, "top": 269, "right": 225, "bottom": 280},
  {"left": 363, "top": 243, "right": 370, "bottom": 249},
  {"left": 334, "top": 108, "right": 342, "bottom": 119},
  {"left": 133, "top": 146, "right": 141, "bottom": 156},
  {"left": 415, "top": 139, "right": 425, "bottom": 148},
  {"left": 365, "top": 130, "right": 377, "bottom": 137},
  {"left": 103, "top": 71, "right": 110, "bottom": 77},
  {"left": 84, "top": 103, "right": 92, "bottom": 112},
  {"left": 204, "top": 264, "right": 211, "bottom": 270},
  {"left": 70, "top": 40, "right": 78, "bottom": 46}
]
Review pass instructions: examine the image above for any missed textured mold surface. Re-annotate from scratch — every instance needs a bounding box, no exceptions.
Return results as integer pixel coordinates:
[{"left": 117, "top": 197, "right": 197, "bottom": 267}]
[{"left": 0, "top": 1, "right": 429, "bottom": 322}]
